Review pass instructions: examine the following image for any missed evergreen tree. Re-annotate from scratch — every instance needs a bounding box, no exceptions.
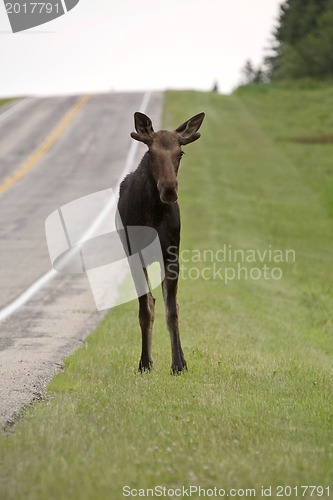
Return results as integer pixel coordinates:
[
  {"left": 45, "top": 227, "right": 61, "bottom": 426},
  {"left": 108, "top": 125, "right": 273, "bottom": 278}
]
[
  {"left": 267, "top": 0, "right": 333, "bottom": 80},
  {"left": 241, "top": 60, "right": 256, "bottom": 85},
  {"left": 240, "top": 60, "right": 266, "bottom": 85}
]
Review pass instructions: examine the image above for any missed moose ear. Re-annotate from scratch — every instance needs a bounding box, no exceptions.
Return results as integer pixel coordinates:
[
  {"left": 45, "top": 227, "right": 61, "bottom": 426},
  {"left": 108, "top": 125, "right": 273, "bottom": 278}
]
[
  {"left": 131, "top": 112, "right": 154, "bottom": 145},
  {"left": 175, "top": 112, "right": 205, "bottom": 145}
]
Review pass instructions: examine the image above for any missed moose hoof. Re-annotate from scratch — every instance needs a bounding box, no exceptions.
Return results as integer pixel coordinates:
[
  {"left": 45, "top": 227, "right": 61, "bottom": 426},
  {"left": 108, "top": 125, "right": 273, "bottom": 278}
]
[
  {"left": 171, "top": 362, "right": 187, "bottom": 375},
  {"left": 138, "top": 359, "right": 153, "bottom": 373}
]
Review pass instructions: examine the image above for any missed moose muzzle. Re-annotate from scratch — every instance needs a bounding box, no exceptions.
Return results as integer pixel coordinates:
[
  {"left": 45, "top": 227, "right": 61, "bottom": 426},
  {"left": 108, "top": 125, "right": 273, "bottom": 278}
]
[{"left": 157, "top": 180, "right": 178, "bottom": 204}]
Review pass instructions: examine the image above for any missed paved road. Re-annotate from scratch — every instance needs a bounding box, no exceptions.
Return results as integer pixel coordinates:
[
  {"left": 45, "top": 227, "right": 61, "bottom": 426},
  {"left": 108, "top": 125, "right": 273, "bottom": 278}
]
[{"left": 0, "top": 91, "right": 163, "bottom": 428}]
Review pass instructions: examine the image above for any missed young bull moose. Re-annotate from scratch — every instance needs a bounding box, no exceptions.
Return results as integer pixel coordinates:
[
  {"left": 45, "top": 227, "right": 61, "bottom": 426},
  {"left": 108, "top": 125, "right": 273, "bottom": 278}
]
[{"left": 117, "top": 111, "right": 205, "bottom": 373}]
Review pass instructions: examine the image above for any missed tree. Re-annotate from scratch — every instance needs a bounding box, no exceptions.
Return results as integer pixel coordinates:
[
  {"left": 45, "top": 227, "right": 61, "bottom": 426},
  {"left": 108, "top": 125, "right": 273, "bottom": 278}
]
[
  {"left": 267, "top": 0, "right": 333, "bottom": 81},
  {"left": 240, "top": 60, "right": 267, "bottom": 86},
  {"left": 241, "top": 60, "right": 256, "bottom": 85}
]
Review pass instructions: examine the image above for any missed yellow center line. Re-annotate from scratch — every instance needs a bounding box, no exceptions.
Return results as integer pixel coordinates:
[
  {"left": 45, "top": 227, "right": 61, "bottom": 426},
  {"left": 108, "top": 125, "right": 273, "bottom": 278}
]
[{"left": 0, "top": 95, "right": 91, "bottom": 195}]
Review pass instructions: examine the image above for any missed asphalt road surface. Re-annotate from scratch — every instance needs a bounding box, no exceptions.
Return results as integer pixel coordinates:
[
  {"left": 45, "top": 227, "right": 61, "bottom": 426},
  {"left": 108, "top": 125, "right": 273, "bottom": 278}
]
[{"left": 0, "top": 91, "right": 163, "bottom": 429}]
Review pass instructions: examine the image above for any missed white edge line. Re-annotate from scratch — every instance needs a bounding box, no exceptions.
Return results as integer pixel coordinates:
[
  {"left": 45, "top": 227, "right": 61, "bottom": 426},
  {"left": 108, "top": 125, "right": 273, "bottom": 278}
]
[
  {"left": 0, "top": 91, "right": 152, "bottom": 322},
  {"left": 0, "top": 98, "right": 33, "bottom": 124}
]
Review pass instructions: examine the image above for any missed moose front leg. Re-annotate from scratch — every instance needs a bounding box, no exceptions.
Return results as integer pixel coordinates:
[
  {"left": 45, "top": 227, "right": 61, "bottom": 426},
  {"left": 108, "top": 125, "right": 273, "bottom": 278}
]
[
  {"left": 138, "top": 291, "right": 155, "bottom": 371},
  {"left": 162, "top": 260, "right": 187, "bottom": 374}
]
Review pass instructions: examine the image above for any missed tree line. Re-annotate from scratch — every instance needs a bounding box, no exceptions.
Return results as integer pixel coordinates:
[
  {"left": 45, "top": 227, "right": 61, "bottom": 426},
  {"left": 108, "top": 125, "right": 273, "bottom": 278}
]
[{"left": 241, "top": 0, "right": 333, "bottom": 84}]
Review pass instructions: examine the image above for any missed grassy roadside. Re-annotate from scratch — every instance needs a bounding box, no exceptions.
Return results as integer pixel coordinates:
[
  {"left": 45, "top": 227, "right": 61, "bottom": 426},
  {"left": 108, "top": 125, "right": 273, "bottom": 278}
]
[
  {"left": 0, "top": 87, "right": 332, "bottom": 499},
  {"left": 0, "top": 98, "right": 14, "bottom": 108}
]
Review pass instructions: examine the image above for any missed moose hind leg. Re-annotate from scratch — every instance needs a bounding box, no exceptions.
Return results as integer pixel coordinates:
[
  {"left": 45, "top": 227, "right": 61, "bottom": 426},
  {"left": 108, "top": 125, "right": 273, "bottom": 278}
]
[
  {"left": 138, "top": 291, "right": 155, "bottom": 372},
  {"left": 162, "top": 264, "right": 187, "bottom": 374}
]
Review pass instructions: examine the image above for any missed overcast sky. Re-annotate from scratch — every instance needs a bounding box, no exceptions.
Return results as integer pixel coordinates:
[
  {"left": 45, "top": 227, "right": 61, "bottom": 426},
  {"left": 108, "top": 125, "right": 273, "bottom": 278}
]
[{"left": 0, "top": 0, "right": 282, "bottom": 97}]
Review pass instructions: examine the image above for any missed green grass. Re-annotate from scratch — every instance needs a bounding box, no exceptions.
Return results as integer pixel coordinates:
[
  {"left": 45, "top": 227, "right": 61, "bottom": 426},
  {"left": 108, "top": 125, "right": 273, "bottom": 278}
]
[
  {"left": 0, "top": 98, "right": 14, "bottom": 108},
  {"left": 0, "top": 87, "right": 332, "bottom": 499}
]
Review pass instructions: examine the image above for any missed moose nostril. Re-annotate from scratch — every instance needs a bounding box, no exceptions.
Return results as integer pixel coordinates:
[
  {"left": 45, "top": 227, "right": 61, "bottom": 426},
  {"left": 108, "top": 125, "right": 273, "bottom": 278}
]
[
  {"left": 160, "top": 186, "right": 178, "bottom": 204},
  {"left": 165, "top": 186, "right": 176, "bottom": 197}
]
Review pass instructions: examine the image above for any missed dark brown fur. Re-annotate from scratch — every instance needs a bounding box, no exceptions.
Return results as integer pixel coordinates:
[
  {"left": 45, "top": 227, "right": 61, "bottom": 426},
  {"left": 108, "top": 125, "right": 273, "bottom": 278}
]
[{"left": 118, "top": 111, "right": 205, "bottom": 373}]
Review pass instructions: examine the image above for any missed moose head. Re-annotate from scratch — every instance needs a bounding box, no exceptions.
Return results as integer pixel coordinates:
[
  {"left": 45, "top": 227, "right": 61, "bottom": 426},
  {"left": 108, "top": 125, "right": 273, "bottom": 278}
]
[{"left": 131, "top": 112, "right": 205, "bottom": 204}]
